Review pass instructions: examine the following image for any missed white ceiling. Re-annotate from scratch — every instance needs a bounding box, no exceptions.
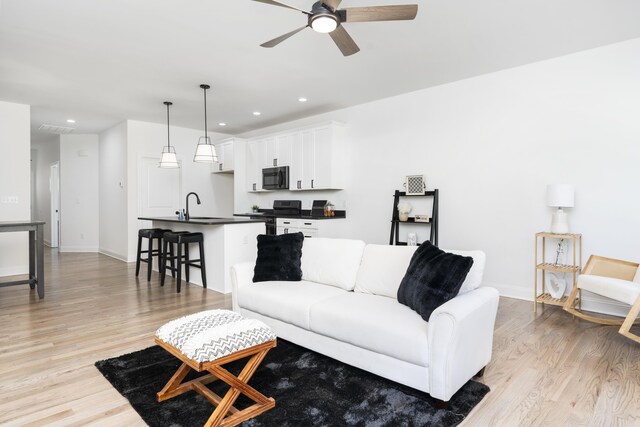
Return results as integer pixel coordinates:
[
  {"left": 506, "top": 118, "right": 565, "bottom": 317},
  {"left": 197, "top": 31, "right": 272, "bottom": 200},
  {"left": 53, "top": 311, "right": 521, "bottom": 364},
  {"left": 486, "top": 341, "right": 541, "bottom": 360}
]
[{"left": 2, "top": 0, "right": 640, "bottom": 138}]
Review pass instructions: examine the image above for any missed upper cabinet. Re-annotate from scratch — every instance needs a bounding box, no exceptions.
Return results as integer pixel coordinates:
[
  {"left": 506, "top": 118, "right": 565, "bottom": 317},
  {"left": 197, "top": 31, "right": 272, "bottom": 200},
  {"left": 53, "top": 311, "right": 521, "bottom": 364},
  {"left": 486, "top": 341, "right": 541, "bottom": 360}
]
[
  {"left": 291, "top": 123, "right": 345, "bottom": 191},
  {"left": 247, "top": 122, "right": 345, "bottom": 192},
  {"left": 211, "top": 138, "right": 238, "bottom": 174},
  {"left": 246, "top": 139, "right": 266, "bottom": 192}
]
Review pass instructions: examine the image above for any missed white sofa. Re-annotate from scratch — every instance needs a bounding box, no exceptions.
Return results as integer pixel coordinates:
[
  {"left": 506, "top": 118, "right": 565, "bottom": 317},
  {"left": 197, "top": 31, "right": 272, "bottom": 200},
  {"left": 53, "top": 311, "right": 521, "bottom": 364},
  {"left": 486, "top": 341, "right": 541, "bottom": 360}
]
[{"left": 231, "top": 238, "right": 499, "bottom": 403}]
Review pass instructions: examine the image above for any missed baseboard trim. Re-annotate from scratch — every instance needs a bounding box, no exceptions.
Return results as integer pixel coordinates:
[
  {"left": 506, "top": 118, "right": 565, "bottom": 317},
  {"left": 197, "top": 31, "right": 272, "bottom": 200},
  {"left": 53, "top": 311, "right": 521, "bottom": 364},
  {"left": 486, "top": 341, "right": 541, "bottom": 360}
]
[
  {"left": 0, "top": 265, "right": 28, "bottom": 277},
  {"left": 490, "top": 282, "right": 631, "bottom": 318},
  {"left": 98, "top": 248, "right": 129, "bottom": 263},
  {"left": 59, "top": 246, "right": 99, "bottom": 253}
]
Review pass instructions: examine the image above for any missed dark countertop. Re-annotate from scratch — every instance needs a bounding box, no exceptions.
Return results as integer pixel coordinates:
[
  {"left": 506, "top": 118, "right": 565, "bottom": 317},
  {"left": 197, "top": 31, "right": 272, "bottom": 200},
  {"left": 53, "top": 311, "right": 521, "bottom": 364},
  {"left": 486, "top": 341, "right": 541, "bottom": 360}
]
[
  {"left": 0, "top": 220, "right": 46, "bottom": 227},
  {"left": 234, "top": 210, "right": 346, "bottom": 220},
  {"left": 139, "top": 216, "right": 266, "bottom": 225}
]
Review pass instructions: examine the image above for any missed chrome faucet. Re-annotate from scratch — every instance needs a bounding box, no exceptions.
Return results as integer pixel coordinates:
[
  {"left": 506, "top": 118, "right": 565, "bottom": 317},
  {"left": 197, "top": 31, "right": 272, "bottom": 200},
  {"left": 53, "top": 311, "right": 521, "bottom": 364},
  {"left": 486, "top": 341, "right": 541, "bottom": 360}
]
[{"left": 185, "top": 192, "right": 201, "bottom": 220}]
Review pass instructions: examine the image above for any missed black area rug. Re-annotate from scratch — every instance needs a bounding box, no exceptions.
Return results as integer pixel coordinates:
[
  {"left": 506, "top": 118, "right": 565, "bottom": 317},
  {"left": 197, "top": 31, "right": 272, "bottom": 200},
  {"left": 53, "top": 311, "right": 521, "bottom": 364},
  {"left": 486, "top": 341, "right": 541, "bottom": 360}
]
[{"left": 95, "top": 339, "right": 489, "bottom": 426}]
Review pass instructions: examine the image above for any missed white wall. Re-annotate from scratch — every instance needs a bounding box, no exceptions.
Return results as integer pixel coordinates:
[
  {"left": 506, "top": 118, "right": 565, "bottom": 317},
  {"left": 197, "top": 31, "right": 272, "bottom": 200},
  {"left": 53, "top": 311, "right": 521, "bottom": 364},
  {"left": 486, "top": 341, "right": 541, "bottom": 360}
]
[
  {"left": 31, "top": 136, "right": 60, "bottom": 245},
  {"left": 60, "top": 134, "right": 99, "bottom": 252},
  {"left": 98, "top": 122, "right": 128, "bottom": 260},
  {"left": 0, "top": 101, "right": 31, "bottom": 277},
  {"left": 238, "top": 38, "right": 640, "bottom": 315},
  {"left": 125, "top": 120, "right": 232, "bottom": 261}
]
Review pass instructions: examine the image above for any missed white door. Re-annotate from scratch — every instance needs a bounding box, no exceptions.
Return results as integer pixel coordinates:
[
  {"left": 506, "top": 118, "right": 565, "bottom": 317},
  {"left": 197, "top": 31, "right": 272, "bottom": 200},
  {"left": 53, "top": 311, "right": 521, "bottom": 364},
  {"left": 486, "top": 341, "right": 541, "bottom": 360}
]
[
  {"left": 138, "top": 157, "right": 181, "bottom": 229},
  {"left": 50, "top": 162, "right": 60, "bottom": 247},
  {"left": 222, "top": 141, "right": 234, "bottom": 171}
]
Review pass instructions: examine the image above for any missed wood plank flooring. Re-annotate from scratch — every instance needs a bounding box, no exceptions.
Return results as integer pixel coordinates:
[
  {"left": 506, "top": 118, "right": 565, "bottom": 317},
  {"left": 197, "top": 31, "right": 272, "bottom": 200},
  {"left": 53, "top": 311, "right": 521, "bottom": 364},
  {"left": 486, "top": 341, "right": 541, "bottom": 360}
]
[{"left": 1, "top": 249, "right": 639, "bottom": 426}]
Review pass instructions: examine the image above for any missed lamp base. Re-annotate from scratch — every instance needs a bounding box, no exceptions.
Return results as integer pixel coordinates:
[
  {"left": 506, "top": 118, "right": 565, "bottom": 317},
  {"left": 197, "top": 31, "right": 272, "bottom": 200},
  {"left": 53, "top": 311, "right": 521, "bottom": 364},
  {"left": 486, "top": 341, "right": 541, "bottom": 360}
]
[{"left": 550, "top": 208, "right": 569, "bottom": 234}]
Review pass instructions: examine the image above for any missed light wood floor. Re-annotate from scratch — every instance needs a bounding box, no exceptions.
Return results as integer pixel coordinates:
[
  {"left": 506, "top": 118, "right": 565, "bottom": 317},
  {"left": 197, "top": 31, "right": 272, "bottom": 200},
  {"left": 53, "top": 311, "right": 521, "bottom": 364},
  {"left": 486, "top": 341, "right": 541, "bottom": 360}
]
[{"left": 1, "top": 250, "right": 639, "bottom": 426}]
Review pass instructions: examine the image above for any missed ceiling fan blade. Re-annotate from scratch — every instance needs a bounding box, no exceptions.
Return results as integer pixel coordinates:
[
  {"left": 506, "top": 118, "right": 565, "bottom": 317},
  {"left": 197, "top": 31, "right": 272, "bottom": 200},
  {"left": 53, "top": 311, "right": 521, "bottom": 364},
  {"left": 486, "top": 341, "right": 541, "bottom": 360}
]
[
  {"left": 329, "top": 25, "right": 360, "bottom": 56},
  {"left": 261, "top": 25, "right": 308, "bottom": 48},
  {"left": 342, "top": 5, "right": 418, "bottom": 22},
  {"left": 322, "top": 0, "right": 343, "bottom": 12},
  {"left": 252, "top": 0, "right": 308, "bottom": 14}
]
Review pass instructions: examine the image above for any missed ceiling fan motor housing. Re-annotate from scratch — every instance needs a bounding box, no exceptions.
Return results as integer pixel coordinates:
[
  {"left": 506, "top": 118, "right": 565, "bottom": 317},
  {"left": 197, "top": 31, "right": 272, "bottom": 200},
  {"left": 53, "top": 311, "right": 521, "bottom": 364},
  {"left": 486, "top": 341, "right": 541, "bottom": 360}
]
[{"left": 309, "top": 2, "right": 341, "bottom": 32}]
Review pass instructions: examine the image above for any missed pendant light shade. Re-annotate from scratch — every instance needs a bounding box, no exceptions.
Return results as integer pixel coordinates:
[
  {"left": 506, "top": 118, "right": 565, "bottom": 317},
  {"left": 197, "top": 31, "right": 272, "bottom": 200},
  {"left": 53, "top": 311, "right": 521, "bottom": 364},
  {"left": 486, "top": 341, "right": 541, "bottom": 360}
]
[
  {"left": 193, "top": 84, "right": 218, "bottom": 163},
  {"left": 159, "top": 101, "right": 179, "bottom": 169}
]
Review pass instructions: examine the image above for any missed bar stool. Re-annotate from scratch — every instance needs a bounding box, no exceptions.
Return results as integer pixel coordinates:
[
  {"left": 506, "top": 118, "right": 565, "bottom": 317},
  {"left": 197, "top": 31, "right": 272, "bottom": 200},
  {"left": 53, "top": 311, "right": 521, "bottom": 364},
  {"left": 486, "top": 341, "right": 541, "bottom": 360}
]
[
  {"left": 160, "top": 231, "right": 207, "bottom": 293},
  {"left": 135, "top": 228, "right": 171, "bottom": 281}
]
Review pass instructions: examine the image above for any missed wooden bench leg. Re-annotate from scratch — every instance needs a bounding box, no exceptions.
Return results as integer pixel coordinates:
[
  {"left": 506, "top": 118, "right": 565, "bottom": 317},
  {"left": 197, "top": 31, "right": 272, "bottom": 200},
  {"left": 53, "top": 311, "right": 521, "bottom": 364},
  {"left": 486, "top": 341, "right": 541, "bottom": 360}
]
[{"left": 156, "top": 340, "right": 277, "bottom": 427}]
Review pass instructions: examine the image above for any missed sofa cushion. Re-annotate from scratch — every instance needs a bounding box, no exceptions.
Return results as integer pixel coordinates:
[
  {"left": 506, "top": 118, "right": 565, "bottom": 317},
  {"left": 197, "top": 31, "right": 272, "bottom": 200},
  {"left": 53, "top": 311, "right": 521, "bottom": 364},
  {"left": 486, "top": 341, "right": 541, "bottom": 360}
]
[
  {"left": 253, "top": 232, "right": 304, "bottom": 282},
  {"left": 397, "top": 242, "right": 473, "bottom": 321},
  {"left": 354, "top": 244, "right": 418, "bottom": 298},
  {"left": 301, "top": 238, "right": 366, "bottom": 291},
  {"left": 309, "top": 293, "right": 429, "bottom": 367},
  {"left": 442, "top": 249, "right": 486, "bottom": 294},
  {"left": 237, "top": 280, "right": 346, "bottom": 329}
]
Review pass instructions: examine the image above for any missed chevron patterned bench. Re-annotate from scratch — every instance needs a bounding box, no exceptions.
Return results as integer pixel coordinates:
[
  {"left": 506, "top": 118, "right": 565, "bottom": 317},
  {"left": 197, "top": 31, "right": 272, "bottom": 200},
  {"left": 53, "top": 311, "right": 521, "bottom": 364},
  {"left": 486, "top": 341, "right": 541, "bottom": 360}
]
[{"left": 155, "top": 309, "right": 277, "bottom": 427}]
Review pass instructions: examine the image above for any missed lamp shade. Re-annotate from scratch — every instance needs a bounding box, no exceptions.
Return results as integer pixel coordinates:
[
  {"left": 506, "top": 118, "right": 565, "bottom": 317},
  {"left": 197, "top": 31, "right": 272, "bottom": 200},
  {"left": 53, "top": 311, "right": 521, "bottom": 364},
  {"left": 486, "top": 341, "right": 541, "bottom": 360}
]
[
  {"left": 193, "top": 137, "right": 218, "bottom": 163},
  {"left": 546, "top": 184, "right": 575, "bottom": 208},
  {"left": 159, "top": 147, "right": 179, "bottom": 168}
]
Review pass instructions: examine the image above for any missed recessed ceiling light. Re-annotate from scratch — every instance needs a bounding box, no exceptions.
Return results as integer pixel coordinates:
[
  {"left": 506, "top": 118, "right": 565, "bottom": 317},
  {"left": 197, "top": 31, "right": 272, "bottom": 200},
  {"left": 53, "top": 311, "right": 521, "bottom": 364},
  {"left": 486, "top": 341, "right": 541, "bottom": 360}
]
[
  {"left": 218, "top": 122, "right": 227, "bottom": 127},
  {"left": 253, "top": 111, "right": 261, "bottom": 116},
  {"left": 298, "top": 97, "right": 308, "bottom": 103},
  {"left": 66, "top": 119, "right": 76, "bottom": 123}
]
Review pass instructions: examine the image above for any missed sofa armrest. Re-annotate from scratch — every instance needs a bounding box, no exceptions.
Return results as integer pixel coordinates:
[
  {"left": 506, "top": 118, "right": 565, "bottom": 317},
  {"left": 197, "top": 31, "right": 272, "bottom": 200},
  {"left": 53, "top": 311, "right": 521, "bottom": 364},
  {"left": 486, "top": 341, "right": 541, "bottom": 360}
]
[
  {"left": 428, "top": 286, "right": 499, "bottom": 401},
  {"left": 230, "top": 262, "right": 255, "bottom": 312}
]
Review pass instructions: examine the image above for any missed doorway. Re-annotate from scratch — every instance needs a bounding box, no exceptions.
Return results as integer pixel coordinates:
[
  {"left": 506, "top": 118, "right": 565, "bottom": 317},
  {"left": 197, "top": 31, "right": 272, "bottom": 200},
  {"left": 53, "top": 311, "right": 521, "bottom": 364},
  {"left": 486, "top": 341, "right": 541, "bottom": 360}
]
[{"left": 50, "top": 162, "right": 60, "bottom": 248}]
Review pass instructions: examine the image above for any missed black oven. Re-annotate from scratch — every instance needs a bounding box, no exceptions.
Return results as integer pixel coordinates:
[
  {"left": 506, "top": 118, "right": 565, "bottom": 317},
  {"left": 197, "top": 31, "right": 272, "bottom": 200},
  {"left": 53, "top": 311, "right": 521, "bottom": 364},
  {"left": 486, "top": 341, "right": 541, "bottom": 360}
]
[{"left": 262, "top": 166, "right": 289, "bottom": 190}]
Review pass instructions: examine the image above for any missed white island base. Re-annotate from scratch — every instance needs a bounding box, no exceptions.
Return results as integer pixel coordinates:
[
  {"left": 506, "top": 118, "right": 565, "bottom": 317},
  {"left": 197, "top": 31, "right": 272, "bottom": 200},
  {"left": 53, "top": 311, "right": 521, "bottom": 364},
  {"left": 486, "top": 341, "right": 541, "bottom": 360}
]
[{"left": 149, "top": 220, "right": 263, "bottom": 294}]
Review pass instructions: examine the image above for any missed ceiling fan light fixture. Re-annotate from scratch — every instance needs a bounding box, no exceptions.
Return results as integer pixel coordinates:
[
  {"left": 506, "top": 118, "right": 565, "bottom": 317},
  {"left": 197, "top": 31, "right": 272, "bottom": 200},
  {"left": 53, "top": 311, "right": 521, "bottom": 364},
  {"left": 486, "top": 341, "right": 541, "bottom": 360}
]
[{"left": 310, "top": 14, "right": 339, "bottom": 33}]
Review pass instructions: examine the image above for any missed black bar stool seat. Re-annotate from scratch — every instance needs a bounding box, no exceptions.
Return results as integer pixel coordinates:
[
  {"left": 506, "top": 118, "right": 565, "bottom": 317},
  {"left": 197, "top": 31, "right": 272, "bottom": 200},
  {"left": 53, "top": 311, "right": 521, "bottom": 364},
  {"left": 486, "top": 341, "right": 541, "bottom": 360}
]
[
  {"left": 161, "top": 231, "right": 207, "bottom": 293},
  {"left": 136, "top": 228, "right": 172, "bottom": 281}
]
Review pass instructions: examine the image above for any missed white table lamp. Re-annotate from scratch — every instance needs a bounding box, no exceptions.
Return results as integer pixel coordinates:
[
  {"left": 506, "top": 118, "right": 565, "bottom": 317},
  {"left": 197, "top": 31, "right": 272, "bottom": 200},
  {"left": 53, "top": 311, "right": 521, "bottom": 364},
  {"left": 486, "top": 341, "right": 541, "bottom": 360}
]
[{"left": 546, "top": 184, "right": 574, "bottom": 234}]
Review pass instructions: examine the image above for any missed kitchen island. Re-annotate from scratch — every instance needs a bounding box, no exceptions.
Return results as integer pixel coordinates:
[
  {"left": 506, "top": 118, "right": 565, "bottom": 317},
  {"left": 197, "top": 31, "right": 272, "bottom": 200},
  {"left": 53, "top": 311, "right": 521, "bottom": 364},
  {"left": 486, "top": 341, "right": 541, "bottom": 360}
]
[{"left": 138, "top": 216, "right": 265, "bottom": 294}]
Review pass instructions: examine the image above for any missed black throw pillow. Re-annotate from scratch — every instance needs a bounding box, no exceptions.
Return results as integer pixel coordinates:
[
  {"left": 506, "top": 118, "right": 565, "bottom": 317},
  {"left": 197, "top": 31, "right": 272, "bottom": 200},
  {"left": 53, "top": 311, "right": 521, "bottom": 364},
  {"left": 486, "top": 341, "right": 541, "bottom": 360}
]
[
  {"left": 397, "top": 241, "right": 474, "bottom": 321},
  {"left": 253, "top": 232, "right": 304, "bottom": 282}
]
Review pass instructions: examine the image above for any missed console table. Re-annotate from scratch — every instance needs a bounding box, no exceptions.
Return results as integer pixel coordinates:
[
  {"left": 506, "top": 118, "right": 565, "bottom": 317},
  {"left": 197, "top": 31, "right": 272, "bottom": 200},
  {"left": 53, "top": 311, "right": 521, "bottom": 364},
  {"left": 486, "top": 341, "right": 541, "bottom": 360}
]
[{"left": 0, "top": 221, "right": 45, "bottom": 298}]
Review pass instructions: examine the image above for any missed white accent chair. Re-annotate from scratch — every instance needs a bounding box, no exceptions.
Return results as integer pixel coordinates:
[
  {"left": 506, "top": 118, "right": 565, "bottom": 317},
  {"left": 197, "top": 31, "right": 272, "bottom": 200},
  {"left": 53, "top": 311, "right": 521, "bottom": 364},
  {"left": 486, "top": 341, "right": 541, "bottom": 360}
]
[{"left": 564, "top": 255, "right": 640, "bottom": 344}]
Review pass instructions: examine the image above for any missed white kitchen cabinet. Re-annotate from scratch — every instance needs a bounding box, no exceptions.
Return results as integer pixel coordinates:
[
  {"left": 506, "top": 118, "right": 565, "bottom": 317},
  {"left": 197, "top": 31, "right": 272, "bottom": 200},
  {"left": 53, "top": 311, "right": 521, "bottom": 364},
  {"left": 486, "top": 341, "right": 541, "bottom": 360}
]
[
  {"left": 247, "top": 122, "right": 345, "bottom": 192},
  {"left": 246, "top": 139, "right": 266, "bottom": 192},
  {"left": 211, "top": 139, "right": 235, "bottom": 173},
  {"left": 264, "top": 133, "right": 295, "bottom": 167},
  {"left": 276, "top": 218, "right": 319, "bottom": 238},
  {"left": 292, "top": 123, "right": 345, "bottom": 190}
]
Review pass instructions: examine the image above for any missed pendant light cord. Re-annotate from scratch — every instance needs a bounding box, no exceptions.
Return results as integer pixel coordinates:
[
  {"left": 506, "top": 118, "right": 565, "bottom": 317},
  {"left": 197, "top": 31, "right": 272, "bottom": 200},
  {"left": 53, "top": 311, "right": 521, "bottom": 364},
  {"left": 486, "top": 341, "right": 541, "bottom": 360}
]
[
  {"left": 203, "top": 86, "right": 208, "bottom": 140},
  {"left": 166, "top": 103, "right": 171, "bottom": 149}
]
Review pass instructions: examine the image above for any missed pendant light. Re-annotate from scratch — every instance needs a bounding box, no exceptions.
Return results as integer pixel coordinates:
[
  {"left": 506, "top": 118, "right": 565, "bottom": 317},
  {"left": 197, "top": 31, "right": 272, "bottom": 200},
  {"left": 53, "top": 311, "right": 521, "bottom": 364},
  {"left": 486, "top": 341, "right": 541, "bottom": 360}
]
[
  {"left": 159, "top": 101, "right": 179, "bottom": 168},
  {"left": 193, "top": 84, "right": 218, "bottom": 163}
]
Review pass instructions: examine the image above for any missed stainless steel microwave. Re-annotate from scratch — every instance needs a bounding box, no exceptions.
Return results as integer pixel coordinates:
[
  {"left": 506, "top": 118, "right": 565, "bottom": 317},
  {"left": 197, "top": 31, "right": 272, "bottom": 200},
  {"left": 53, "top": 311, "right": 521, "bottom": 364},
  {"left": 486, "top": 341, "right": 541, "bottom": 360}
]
[{"left": 262, "top": 166, "right": 289, "bottom": 190}]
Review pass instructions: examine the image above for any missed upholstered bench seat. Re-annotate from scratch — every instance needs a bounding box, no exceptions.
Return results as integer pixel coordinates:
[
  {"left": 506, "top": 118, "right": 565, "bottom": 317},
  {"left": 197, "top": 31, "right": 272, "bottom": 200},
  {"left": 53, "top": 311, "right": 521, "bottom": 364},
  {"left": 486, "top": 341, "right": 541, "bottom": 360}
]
[
  {"left": 156, "top": 309, "right": 276, "bottom": 362},
  {"left": 154, "top": 309, "right": 277, "bottom": 427}
]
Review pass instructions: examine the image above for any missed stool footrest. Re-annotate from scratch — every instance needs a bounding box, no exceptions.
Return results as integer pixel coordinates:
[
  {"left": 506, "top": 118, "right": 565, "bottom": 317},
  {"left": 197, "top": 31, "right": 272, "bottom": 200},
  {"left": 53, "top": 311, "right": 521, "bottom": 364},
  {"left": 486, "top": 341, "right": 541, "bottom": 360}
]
[{"left": 155, "top": 338, "right": 276, "bottom": 427}]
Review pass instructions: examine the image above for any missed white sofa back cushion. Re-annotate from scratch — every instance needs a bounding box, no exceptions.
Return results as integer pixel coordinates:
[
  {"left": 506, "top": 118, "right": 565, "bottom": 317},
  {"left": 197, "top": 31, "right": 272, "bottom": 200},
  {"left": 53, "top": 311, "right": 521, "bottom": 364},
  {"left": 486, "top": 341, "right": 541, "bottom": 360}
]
[
  {"left": 301, "top": 238, "right": 366, "bottom": 291},
  {"left": 442, "top": 249, "right": 486, "bottom": 294},
  {"left": 354, "top": 244, "right": 486, "bottom": 298},
  {"left": 354, "top": 245, "right": 418, "bottom": 298}
]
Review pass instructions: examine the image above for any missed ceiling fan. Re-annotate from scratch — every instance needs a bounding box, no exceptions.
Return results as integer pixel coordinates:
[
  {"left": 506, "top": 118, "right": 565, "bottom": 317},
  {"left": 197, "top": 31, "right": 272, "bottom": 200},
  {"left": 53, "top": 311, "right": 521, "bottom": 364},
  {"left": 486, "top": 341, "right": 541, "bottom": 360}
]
[{"left": 253, "top": 0, "right": 418, "bottom": 56}]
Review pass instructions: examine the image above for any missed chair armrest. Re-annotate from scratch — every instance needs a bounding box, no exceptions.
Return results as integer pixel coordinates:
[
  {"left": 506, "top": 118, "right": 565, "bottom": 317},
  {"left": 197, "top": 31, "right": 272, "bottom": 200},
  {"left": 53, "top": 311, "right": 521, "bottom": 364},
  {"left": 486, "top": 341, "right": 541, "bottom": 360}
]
[
  {"left": 428, "top": 286, "right": 499, "bottom": 401},
  {"left": 230, "top": 262, "right": 255, "bottom": 312}
]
